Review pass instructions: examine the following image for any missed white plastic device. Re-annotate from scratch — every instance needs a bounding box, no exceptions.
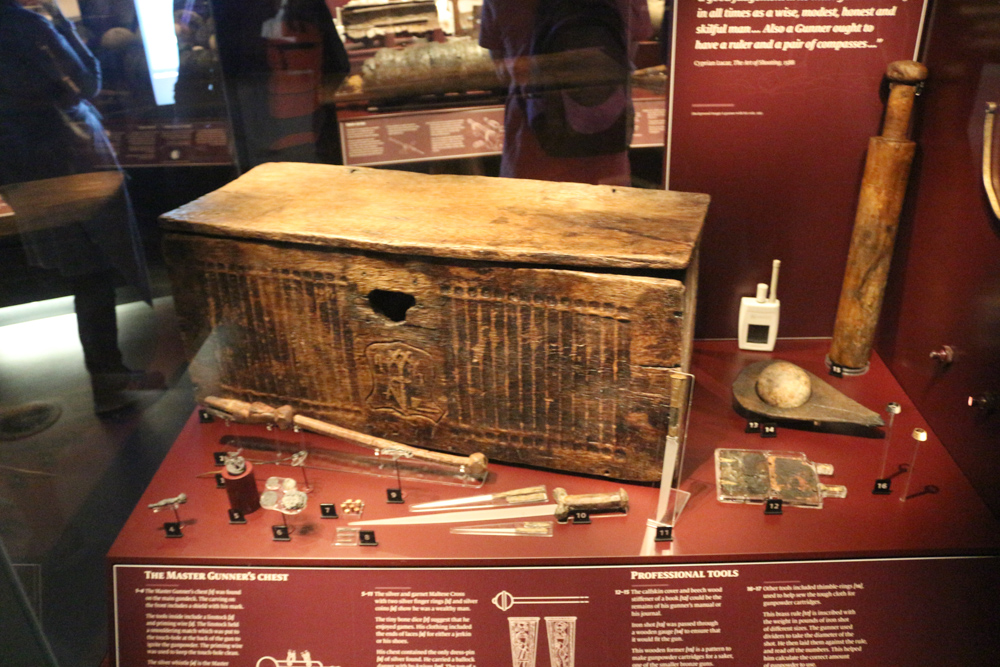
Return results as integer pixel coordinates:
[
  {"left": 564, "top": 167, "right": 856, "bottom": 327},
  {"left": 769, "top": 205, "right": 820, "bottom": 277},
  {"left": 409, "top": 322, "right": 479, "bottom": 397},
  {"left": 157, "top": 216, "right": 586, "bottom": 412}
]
[{"left": 738, "top": 259, "right": 781, "bottom": 351}]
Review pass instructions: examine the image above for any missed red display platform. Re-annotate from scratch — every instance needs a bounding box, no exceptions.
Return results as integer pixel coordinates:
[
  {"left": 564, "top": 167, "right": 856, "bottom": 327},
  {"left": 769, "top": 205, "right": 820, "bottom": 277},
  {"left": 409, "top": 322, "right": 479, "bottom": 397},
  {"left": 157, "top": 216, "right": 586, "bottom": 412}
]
[{"left": 107, "top": 340, "right": 1000, "bottom": 667}]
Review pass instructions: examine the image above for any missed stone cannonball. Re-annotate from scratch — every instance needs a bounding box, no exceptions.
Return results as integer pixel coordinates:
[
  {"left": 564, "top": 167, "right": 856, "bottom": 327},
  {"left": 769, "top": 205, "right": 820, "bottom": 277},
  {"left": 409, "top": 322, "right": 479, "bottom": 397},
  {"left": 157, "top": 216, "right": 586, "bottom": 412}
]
[{"left": 756, "top": 361, "right": 812, "bottom": 408}]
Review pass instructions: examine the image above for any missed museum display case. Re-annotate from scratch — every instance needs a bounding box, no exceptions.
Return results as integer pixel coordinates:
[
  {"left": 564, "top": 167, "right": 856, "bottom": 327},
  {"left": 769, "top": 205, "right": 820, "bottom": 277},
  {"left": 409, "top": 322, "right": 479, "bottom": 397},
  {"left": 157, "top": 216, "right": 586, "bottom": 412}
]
[
  {"left": 1, "top": 1, "right": 998, "bottom": 666},
  {"left": 106, "top": 338, "right": 1000, "bottom": 666}
]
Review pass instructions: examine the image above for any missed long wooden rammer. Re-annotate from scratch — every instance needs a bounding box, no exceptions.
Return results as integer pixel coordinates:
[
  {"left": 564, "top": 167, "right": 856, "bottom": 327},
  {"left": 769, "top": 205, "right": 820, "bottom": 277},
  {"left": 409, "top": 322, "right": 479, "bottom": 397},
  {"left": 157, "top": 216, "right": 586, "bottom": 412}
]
[
  {"left": 202, "top": 396, "right": 489, "bottom": 481},
  {"left": 827, "top": 60, "right": 928, "bottom": 375}
]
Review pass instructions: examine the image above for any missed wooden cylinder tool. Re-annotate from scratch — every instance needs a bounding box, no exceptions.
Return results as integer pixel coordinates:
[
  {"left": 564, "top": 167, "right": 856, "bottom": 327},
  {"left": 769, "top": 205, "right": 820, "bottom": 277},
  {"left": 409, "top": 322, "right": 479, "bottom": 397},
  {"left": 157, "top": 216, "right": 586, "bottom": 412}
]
[{"left": 828, "top": 60, "right": 928, "bottom": 375}]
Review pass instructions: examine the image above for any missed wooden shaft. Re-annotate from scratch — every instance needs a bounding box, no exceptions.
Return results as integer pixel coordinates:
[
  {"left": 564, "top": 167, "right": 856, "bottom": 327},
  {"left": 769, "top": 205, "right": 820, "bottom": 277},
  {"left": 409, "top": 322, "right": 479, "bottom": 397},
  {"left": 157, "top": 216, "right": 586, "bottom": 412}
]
[
  {"left": 882, "top": 61, "right": 928, "bottom": 140},
  {"left": 203, "top": 396, "right": 488, "bottom": 478},
  {"left": 828, "top": 61, "right": 926, "bottom": 372},
  {"left": 829, "top": 138, "right": 916, "bottom": 369},
  {"left": 291, "top": 413, "right": 488, "bottom": 477}
]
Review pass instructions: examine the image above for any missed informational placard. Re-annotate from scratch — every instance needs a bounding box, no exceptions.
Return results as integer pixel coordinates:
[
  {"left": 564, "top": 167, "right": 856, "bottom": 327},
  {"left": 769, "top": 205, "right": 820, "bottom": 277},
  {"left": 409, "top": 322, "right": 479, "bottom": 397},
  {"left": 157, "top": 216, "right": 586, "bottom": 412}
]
[
  {"left": 665, "top": 0, "right": 929, "bottom": 338},
  {"left": 106, "top": 121, "right": 234, "bottom": 167},
  {"left": 340, "top": 98, "right": 666, "bottom": 167},
  {"left": 633, "top": 97, "right": 669, "bottom": 148},
  {"left": 112, "top": 556, "right": 998, "bottom": 666},
  {"left": 341, "top": 106, "right": 506, "bottom": 167}
]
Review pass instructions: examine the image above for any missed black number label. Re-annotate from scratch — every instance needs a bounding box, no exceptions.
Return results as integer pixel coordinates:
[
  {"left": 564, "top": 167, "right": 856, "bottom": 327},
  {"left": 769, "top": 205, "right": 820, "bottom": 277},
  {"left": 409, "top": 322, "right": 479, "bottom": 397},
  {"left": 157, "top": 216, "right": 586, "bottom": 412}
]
[
  {"left": 873, "top": 479, "right": 891, "bottom": 495},
  {"left": 655, "top": 525, "right": 674, "bottom": 542}
]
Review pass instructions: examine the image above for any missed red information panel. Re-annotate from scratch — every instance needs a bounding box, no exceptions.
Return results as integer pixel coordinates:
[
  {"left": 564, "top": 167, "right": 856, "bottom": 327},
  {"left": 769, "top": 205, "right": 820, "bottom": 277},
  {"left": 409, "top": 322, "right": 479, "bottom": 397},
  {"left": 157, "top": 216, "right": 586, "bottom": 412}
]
[
  {"left": 340, "top": 98, "right": 666, "bottom": 167},
  {"left": 665, "top": 0, "right": 929, "bottom": 338},
  {"left": 112, "top": 556, "right": 998, "bottom": 666}
]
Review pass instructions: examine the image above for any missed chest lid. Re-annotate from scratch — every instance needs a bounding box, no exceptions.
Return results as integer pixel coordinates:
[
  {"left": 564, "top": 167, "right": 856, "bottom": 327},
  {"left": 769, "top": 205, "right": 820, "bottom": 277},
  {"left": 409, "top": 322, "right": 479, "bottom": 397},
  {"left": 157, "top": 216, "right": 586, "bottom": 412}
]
[{"left": 160, "top": 162, "right": 708, "bottom": 271}]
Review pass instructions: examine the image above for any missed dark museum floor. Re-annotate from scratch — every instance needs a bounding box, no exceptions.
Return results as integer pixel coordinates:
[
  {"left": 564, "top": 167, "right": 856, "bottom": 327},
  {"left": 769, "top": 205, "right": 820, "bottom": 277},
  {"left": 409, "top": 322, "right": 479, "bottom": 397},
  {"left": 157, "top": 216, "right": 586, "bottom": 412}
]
[{"left": 0, "top": 278, "right": 195, "bottom": 667}]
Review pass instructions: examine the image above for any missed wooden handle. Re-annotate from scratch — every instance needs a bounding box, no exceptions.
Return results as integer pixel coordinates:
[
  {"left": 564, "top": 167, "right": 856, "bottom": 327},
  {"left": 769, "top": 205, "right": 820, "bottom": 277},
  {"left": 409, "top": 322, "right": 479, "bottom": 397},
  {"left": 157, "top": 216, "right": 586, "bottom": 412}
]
[
  {"left": 882, "top": 60, "right": 928, "bottom": 141},
  {"left": 203, "top": 396, "right": 488, "bottom": 478},
  {"left": 552, "top": 487, "right": 629, "bottom": 522},
  {"left": 493, "top": 485, "right": 549, "bottom": 504}
]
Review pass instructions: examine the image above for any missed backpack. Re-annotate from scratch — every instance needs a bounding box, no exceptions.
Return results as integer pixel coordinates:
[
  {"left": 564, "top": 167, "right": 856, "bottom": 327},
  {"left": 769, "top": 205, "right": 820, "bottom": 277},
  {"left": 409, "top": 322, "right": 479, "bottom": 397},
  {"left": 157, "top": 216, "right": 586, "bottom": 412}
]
[{"left": 521, "top": 0, "right": 633, "bottom": 158}]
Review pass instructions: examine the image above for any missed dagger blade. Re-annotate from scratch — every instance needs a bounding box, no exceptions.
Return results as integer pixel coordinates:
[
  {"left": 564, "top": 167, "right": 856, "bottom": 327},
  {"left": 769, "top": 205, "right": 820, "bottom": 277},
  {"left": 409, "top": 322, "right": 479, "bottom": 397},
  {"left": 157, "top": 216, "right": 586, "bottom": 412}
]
[
  {"left": 410, "top": 485, "right": 548, "bottom": 512},
  {"left": 350, "top": 504, "right": 559, "bottom": 526},
  {"left": 349, "top": 487, "right": 629, "bottom": 526}
]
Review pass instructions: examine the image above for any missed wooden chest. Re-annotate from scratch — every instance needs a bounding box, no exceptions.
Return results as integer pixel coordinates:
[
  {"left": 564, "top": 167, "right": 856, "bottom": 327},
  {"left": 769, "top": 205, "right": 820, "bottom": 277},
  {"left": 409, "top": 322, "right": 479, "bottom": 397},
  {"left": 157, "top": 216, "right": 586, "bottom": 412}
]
[{"left": 160, "top": 163, "right": 708, "bottom": 481}]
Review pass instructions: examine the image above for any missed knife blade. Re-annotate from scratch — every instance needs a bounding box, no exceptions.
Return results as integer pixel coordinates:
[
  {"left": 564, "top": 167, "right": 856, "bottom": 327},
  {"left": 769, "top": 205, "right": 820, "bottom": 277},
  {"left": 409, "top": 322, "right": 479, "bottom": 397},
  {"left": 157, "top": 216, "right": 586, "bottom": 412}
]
[
  {"left": 449, "top": 521, "right": 554, "bottom": 537},
  {"left": 410, "top": 485, "right": 549, "bottom": 512},
  {"left": 349, "top": 487, "right": 628, "bottom": 526}
]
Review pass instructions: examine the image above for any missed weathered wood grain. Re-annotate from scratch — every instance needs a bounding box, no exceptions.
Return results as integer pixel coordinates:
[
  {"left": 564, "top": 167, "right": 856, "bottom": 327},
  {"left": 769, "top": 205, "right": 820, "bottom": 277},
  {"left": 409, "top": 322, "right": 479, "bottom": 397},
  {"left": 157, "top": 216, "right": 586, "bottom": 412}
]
[
  {"left": 161, "top": 163, "right": 707, "bottom": 271},
  {"left": 161, "top": 163, "right": 707, "bottom": 481},
  {"left": 828, "top": 61, "right": 927, "bottom": 373}
]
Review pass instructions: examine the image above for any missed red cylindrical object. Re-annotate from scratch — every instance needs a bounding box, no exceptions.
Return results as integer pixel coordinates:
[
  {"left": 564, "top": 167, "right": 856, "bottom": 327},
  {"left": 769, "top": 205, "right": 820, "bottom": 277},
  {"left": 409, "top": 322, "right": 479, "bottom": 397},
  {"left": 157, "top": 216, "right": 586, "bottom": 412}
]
[{"left": 223, "top": 461, "right": 260, "bottom": 515}]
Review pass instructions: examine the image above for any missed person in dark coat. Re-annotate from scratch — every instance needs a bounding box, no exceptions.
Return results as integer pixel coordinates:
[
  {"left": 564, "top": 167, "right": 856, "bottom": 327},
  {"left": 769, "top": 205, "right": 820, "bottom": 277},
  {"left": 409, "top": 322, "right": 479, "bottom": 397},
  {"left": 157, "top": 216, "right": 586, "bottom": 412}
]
[{"left": 0, "top": 0, "right": 162, "bottom": 415}]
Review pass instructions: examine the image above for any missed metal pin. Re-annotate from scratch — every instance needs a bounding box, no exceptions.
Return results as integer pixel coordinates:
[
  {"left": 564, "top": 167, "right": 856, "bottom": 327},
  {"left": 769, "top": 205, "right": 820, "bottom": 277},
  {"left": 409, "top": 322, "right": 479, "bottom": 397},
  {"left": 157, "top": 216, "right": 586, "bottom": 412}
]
[
  {"left": 905, "top": 484, "right": 939, "bottom": 501},
  {"left": 899, "top": 428, "right": 928, "bottom": 501},
  {"left": 877, "top": 402, "right": 901, "bottom": 480}
]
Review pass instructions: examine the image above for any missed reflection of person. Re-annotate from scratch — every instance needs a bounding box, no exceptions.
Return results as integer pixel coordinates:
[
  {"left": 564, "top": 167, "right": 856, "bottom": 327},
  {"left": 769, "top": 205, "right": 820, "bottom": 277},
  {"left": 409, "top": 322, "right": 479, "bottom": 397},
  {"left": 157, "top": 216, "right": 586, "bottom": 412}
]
[
  {"left": 213, "top": 0, "right": 350, "bottom": 168},
  {"left": 174, "top": 6, "right": 225, "bottom": 116},
  {"left": 261, "top": 0, "right": 351, "bottom": 163},
  {"left": 480, "top": 0, "right": 652, "bottom": 186},
  {"left": 0, "top": 0, "right": 163, "bottom": 415}
]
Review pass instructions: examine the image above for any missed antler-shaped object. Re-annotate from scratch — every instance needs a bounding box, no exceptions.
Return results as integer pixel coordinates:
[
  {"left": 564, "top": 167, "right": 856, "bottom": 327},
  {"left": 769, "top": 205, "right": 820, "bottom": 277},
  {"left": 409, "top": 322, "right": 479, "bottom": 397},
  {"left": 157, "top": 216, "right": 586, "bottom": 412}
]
[
  {"left": 148, "top": 493, "right": 187, "bottom": 511},
  {"left": 202, "top": 396, "right": 489, "bottom": 481}
]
